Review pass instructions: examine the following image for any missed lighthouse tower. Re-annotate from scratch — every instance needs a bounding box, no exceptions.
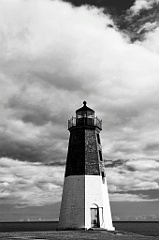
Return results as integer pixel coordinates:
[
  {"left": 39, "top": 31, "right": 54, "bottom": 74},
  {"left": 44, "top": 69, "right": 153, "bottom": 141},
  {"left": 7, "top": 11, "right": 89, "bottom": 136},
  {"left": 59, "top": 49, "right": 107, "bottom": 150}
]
[{"left": 58, "top": 101, "right": 114, "bottom": 231}]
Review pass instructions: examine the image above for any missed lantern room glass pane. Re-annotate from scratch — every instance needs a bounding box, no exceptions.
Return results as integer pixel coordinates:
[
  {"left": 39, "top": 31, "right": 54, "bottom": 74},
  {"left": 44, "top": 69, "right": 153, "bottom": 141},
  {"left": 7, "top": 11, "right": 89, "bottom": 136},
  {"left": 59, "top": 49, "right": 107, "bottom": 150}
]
[{"left": 76, "top": 110, "right": 94, "bottom": 118}]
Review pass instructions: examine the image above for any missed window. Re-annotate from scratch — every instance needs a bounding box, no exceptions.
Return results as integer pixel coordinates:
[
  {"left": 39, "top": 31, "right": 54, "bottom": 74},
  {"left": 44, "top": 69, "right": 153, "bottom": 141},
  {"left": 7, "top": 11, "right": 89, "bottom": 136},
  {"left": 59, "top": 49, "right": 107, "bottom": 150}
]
[
  {"left": 99, "top": 150, "right": 103, "bottom": 161},
  {"left": 97, "top": 133, "right": 101, "bottom": 144},
  {"left": 102, "top": 171, "right": 105, "bottom": 184}
]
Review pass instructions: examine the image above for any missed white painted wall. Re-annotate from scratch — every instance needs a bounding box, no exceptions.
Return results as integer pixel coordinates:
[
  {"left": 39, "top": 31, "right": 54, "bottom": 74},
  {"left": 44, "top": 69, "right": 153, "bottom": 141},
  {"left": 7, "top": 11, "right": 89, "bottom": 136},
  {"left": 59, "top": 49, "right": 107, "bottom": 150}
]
[
  {"left": 58, "top": 174, "right": 114, "bottom": 230},
  {"left": 85, "top": 175, "right": 115, "bottom": 230},
  {"left": 101, "top": 177, "right": 115, "bottom": 231},
  {"left": 58, "top": 175, "right": 85, "bottom": 229}
]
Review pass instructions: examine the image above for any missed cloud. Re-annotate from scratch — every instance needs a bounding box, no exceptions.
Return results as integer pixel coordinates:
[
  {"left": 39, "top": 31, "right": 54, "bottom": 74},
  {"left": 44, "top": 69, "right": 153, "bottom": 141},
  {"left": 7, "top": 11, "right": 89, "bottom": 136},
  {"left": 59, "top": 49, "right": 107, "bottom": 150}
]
[
  {"left": 0, "top": 0, "right": 116, "bottom": 164},
  {"left": 109, "top": 193, "right": 157, "bottom": 202},
  {"left": 0, "top": 0, "right": 159, "bottom": 206},
  {"left": 0, "top": 157, "right": 64, "bottom": 206},
  {"left": 1, "top": 156, "right": 159, "bottom": 207},
  {"left": 112, "top": 0, "right": 159, "bottom": 43},
  {"left": 126, "top": 158, "right": 159, "bottom": 171},
  {"left": 106, "top": 158, "right": 159, "bottom": 201},
  {"left": 0, "top": 0, "right": 159, "bottom": 165},
  {"left": 130, "top": 0, "right": 159, "bottom": 13},
  {"left": 142, "top": 27, "right": 159, "bottom": 53}
]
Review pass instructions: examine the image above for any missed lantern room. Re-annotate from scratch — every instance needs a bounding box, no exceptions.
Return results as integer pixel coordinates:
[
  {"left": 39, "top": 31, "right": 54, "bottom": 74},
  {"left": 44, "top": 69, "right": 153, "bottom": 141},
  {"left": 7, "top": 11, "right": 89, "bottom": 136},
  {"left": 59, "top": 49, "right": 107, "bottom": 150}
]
[
  {"left": 68, "top": 101, "right": 102, "bottom": 130},
  {"left": 76, "top": 101, "right": 95, "bottom": 119}
]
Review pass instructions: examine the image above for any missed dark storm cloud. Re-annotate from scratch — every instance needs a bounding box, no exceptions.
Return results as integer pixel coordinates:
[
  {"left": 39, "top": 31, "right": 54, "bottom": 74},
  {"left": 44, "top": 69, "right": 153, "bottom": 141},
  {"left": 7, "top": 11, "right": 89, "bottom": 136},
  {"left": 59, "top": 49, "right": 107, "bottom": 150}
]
[
  {"left": 105, "top": 159, "right": 136, "bottom": 172},
  {"left": 61, "top": 0, "right": 159, "bottom": 42},
  {"left": 62, "top": 0, "right": 135, "bottom": 14},
  {"left": 115, "top": 1, "right": 159, "bottom": 42},
  {"left": 105, "top": 159, "right": 125, "bottom": 168},
  {"left": 0, "top": 138, "right": 67, "bottom": 163}
]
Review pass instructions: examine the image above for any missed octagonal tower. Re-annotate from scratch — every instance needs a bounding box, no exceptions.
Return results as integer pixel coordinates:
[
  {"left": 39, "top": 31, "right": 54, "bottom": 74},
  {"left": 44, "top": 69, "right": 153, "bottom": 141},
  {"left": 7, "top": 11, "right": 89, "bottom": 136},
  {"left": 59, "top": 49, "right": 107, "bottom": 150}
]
[{"left": 58, "top": 101, "right": 114, "bottom": 231}]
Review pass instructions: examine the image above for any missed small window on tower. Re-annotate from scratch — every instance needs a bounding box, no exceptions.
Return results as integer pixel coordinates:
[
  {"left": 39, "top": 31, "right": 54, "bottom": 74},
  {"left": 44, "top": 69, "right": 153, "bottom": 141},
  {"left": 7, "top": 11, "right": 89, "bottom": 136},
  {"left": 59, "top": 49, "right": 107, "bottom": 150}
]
[
  {"left": 102, "top": 171, "right": 105, "bottom": 184},
  {"left": 97, "top": 134, "right": 101, "bottom": 144},
  {"left": 99, "top": 150, "right": 103, "bottom": 161}
]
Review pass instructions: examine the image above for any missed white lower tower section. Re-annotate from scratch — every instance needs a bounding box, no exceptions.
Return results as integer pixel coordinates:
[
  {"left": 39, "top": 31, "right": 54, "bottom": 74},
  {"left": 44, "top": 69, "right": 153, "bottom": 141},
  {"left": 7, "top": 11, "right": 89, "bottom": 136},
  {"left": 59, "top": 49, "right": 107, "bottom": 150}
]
[
  {"left": 85, "top": 175, "right": 114, "bottom": 230},
  {"left": 58, "top": 176, "right": 85, "bottom": 229},
  {"left": 58, "top": 175, "right": 114, "bottom": 230}
]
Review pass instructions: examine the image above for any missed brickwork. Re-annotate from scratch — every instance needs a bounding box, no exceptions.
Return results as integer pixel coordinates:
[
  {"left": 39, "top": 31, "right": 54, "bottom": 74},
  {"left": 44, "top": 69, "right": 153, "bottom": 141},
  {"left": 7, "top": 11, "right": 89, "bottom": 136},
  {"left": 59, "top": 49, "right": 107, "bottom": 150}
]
[
  {"left": 65, "top": 127, "right": 101, "bottom": 176},
  {"left": 85, "top": 129, "right": 100, "bottom": 175}
]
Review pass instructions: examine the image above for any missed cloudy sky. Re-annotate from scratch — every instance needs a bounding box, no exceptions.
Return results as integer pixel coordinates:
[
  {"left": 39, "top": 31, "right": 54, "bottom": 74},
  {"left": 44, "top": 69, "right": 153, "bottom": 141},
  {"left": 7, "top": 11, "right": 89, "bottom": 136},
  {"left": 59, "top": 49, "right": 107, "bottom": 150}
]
[{"left": 0, "top": 0, "right": 159, "bottom": 221}]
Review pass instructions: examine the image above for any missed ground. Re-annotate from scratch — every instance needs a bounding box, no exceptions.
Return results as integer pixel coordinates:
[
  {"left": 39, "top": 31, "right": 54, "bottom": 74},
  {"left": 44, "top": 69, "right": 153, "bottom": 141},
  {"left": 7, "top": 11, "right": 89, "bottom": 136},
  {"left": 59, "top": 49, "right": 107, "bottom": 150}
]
[{"left": 0, "top": 230, "right": 158, "bottom": 240}]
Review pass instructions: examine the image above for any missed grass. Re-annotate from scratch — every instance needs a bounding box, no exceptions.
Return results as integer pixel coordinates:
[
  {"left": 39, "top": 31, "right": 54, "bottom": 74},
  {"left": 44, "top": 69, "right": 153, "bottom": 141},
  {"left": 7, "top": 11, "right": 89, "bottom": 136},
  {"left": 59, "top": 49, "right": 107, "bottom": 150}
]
[{"left": 0, "top": 230, "right": 158, "bottom": 240}]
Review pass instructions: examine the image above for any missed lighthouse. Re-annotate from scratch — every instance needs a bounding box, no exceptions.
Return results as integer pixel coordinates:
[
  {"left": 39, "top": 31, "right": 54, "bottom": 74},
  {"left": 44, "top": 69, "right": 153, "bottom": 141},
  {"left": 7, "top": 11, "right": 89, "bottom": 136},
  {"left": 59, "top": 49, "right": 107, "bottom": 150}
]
[{"left": 58, "top": 101, "right": 115, "bottom": 231}]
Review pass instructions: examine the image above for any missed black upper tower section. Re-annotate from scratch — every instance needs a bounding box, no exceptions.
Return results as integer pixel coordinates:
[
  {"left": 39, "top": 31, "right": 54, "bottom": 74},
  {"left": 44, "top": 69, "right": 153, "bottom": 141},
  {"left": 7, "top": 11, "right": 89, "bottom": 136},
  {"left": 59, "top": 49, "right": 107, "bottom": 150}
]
[{"left": 65, "top": 102, "right": 104, "bottom": 177}]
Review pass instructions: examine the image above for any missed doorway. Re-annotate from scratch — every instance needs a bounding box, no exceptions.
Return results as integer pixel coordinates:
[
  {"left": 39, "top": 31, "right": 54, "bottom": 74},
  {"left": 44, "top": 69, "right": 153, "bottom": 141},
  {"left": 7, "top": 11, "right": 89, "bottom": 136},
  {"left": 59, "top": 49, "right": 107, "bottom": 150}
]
[{"left": 91, "top": 208, "right": 100, "bottom": 228}]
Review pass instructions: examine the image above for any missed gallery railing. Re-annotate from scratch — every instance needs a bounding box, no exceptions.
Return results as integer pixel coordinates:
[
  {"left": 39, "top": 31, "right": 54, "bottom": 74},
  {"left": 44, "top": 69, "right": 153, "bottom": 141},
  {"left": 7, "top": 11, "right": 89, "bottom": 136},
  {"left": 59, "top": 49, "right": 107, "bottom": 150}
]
[{"left": 68, "top": 116, "right": 102, "bottom": 130}]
